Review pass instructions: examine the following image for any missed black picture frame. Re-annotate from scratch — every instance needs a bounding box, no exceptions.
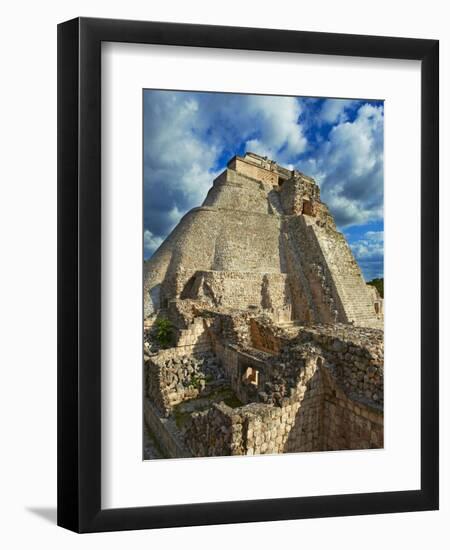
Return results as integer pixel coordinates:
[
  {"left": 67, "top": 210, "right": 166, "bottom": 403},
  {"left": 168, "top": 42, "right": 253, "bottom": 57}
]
[{"left": 57, "top": 17, "right": 439, "bottom": 533}]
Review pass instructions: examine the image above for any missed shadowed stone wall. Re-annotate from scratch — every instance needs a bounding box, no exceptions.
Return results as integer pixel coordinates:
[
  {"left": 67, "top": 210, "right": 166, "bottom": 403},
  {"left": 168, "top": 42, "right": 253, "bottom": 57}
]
[{"left": 182, "top": 354, "right": 383, "bottom": 457}]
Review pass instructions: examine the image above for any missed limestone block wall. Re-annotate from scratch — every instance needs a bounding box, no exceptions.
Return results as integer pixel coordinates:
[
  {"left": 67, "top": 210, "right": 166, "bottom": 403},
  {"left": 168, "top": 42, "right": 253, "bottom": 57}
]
[
  {"left": 183, "top": 352, "right": 382, "bottom": 457},
  {"left": 240, "top": 353, "right": 328, "bottom": 455},
  {"left": 281, "top": 370, "right": 325, "bottom": 453},
  {"left": 285, "top": 216, "right": 346, "bottom": 323},
  {"left": 175, "top": 317, "right": 212, "bottom": 354},
  {"left": 212, "top": 337, "right": 267, "bottom": 404},
  {"left": 279, "top": 178, "right": 303, "bottom": 214},
  {"left": 206, "top": 310, "right": 255, "bottom": 349},
  {"left": 167, "top": 299, "right": 199, "bottom": 329},
  {"left": 183, "top": 270, "right": 292, "bottom": 314},
  {"left": 202, "top": 169, "right": 270, "bottom": 214},
  {"left": 229, "top": 157, "right": 279, "bottom": 186},
  {"left": 184, "top": 402, "right": 240, "bottom": 457},
  {"left": 144, "top": 399, "right": 191, "bottom": 458},
  {"left": 285, "top": 359, "right": 383, "bottom": 452},
  {"left": 145, "top": 206, "right": 287, "bottom": 317},
  {"left": 310, "top": 328, "right": 383, "bottom": 405},
  {"left": 182, "top": 364, "right": 335, "bottom": 456},
  {"left": 146, "top": 356, "right": 171, "bottom": 415},
  {"left": 309, "top": 221, "right": 379, "bottom": 327},
  {"left": 234, "top": 351, "right": 270, "bottom": 404},
  {"left": 322, "top": 396, "right": 383, "bottom": 450},
  {"left": 279, "top": 176, "right": 320, "bottom": 215},
  {"left": 146, "top": 349, "right": 225, "bottom": 415},
  {"left": 241, "top": 403, "right": 291, "bottom": 455},
  {"left": 211, "top": 210, "right": 284, "bottom": 272},
  {"left": 158, "top": 208, "right": 219, "bottom": 294},
  {"left": 212, "top": 340, "right": 240, "bottom": 386},
  {"left": 144, "top": 207, "right": 219, "bottom": 316},
  {"left": 282, "top": 214, "right": 378, "bottom": 327},
  {"left": 320, "top": 359, "right": 383, "bottom": 450},
  {"left": 250, "top": 319, "right": 383, "bottom": 406},
  {"left": 184, "top": 400, "right": 300, "bottom": 457},
  {"left": 281, "top": 227, "right": 318, "bottom": 323},
  {"left": 249, "top": 318, "right": 288, "bottom": 355},
  {"left": 145, "top": 346, "right": 211, "bottom": 413}
]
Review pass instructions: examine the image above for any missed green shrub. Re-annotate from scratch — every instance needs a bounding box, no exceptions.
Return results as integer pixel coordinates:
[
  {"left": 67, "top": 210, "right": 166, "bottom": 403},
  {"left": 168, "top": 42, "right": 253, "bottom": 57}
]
[
  {"left": 154, "top": 318, "right": 173, "bottom": 347},
  {"left": 367, "top": 277, "right": 384, "bottom": 298},
  {"left": 190, "top": 376, "right": 202, "bottom": 390}
]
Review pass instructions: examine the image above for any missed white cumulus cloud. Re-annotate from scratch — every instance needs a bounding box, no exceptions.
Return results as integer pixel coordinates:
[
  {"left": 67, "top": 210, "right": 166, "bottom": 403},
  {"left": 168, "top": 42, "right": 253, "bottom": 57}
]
[
  {"left": 319, "top": 99, "right": 359, "bottom": 125},
  {"left": 349, "top": 230, "right": 384, "bottom": 280},
  {"left": 303, "top": 102, "right": 384, "bottom": 227},
  {"left": 144, "top": 230, "right": 163, "bottom": 256},
  {"left": 244, "top": 95, "right": 307, "bottom": 161}
]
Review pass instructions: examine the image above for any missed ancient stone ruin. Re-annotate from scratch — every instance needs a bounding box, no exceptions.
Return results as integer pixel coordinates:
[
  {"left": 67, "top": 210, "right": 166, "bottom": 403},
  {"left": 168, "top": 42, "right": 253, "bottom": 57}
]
[{"left": 143, "top": 152, "right": 384, "bottom": 459}]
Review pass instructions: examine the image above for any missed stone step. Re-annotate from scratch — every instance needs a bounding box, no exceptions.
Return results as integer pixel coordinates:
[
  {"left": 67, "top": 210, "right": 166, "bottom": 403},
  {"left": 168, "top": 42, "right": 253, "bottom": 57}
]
[{"left": 308, "top": 224, "right": 376, "bottom": 325}]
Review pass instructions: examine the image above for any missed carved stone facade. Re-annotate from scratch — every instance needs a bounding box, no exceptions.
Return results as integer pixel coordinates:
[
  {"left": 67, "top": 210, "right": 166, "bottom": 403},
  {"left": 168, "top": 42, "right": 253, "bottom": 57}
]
[{"left": 143, "top": 152, "right": 383, "bottom": 458}]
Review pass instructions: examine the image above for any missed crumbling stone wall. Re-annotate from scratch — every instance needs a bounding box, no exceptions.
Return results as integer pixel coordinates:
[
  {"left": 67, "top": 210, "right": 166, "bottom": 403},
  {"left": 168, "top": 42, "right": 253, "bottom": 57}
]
[
  {"left": 296, "top": 325, "right": 384, "bottom": 405},
  {"left": 241, "top": 355, "right": 327, "bottom": 455},
  {"left": 204, "top": 309, "right": 255, "bottom": 348},
  {"left": 183, "top": 352, "right": 382, "bottom": 457},
  {"left": 249, "top": 317, "right": 288, "bottom": 354},
  {"left": 183, "top": 403, "right": 238, "bottom": 456},
  {"left": 182, "top": 270, "right": 292, "bottom": 315},
  {"left": 248, "top": 318, "right": 383, "bottom": 405},
  {"left": 145, "top": 308, "right": 383, "bottom": 458},
  {"left": 145, "top": 310, "right": 383, "bottom": 458},
  {"left": 175, "top": 317, "right": 212, "bottom": 353},
  {"left": 184, "top": 400, "right": 294, "bottom": 457},
  {"left": 144, "top": 399, "right": 190, "bottom": 458},
  {"left": 146, "top": 350, "right": 225, "bottom": 416},
  {"left": 166, "top": 299, "right": 199, "bottom": 329},
  {"left": 143, "top": 152, "right": 384, "bottom": 458},
  {"left": 279, "top": 174, "right": 320, "bottom": 215}
]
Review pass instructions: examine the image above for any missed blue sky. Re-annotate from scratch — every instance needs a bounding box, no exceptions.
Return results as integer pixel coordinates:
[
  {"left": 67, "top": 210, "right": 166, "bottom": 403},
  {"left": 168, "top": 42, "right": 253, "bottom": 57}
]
[{"left": 143, "top": 90, "right": 384, "bottom": 281}]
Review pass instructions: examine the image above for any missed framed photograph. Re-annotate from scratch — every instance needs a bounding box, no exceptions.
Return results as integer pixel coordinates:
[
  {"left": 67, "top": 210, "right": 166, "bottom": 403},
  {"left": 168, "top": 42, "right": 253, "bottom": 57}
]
[{"left": 57, "top": 17, "right": 439, "bottom": 532}]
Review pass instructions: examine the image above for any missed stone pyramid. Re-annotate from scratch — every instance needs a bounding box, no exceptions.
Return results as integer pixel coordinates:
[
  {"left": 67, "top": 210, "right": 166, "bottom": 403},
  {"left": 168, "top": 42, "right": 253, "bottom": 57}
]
[{"left": 144, "top": 152, "right": 380, "bottom": 328}]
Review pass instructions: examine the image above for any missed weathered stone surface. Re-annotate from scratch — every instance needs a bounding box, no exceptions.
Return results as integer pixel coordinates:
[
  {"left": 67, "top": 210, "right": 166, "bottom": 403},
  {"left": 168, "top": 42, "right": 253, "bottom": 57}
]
[
  {"left": 143, "top": 152, "right": 384, "bottom": 458},
  {"left": 144, "top": 152, "right": 382, "bottom": 328}
]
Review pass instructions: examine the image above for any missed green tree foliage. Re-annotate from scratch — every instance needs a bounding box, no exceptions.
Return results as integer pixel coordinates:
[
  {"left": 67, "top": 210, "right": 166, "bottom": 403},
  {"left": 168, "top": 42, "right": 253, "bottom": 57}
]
[
  {"left": 154, "top": 318, "right": 173, "bottom": 347},
  {"left": 367, "top": 278, "right": 384, "bottom": 298}
]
